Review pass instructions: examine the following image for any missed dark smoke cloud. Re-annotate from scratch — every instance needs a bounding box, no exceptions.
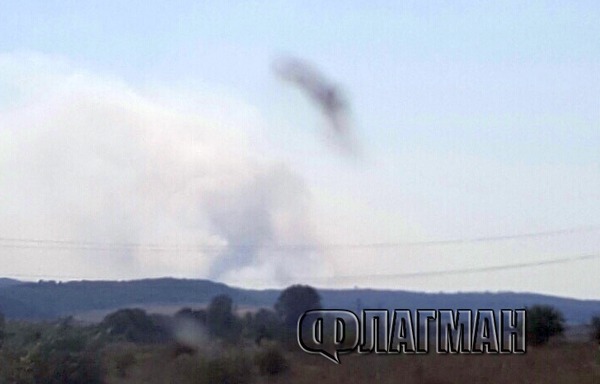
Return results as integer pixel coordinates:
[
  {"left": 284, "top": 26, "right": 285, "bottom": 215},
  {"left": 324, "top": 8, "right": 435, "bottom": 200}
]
[{"left": 273, "top": 56, "right": 358, "bottom": 155}]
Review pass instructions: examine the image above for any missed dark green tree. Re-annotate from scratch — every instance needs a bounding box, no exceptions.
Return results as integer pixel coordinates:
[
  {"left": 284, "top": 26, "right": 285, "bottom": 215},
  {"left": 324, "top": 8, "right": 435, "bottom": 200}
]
[
  {"left": 0, "top": 312, "right": 5, "bottom": 348},
  {"left": 30, "top": 350, "right": 102, "bottom": 384},
  {"left": 525, "top": 304, "right": 565, "bottom": 345},
  {"left": 175, "top": 307, "right": 207, "bottom": 325},
  {"left": 247, "top": 308, "right": 283, "bottom": 344},
  {"left": 206, "top": 294, "right": 241, "bottom": 342},
  {"left": 275, "top": 285, "right": 321, "bottom": 330},
  {"left": 25, "top": 321, "right": 104, "bottom": 384},
  {"left": 100, "top": 308, "right": 168, "bottom": 343},
  {"left": 591, "top": 315, "right": 600, "bottom": 343},
  {"left": 255, "top": 345, "right": 289, "bottom": 375}
]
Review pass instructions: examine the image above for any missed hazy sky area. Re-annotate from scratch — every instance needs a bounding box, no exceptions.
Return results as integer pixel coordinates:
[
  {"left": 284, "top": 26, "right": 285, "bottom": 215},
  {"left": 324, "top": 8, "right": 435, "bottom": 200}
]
[{"left": 0, "top": 2, "right": 599, "bottom": 299}]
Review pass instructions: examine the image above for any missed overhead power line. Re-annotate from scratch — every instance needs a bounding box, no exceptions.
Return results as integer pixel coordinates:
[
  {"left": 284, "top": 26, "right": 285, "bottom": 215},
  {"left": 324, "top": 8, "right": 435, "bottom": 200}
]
[
  {"left": 316, "top": 253, "right": 600, "bottom": 281},
  {"left": 5, "top": 252, "right": 598, "bottom": 283},
  {"left": 0, "top": 225, "right": 598, "bottom": 253}
]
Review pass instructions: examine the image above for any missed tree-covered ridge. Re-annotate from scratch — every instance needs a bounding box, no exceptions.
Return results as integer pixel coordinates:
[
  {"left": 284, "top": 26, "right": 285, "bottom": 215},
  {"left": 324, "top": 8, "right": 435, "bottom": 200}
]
[
  {"left": 0, "top": 278, "right": 598, "bottom": 324},
  {"left": 0, "top": 278, "right": 279, "bottom": 319}
]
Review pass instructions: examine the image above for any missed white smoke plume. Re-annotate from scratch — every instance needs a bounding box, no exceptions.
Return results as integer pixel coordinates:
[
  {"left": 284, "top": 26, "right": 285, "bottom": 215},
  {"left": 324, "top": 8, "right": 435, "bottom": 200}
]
[{"left": 0, "top": 52, "right": 320, "bottom": 285}]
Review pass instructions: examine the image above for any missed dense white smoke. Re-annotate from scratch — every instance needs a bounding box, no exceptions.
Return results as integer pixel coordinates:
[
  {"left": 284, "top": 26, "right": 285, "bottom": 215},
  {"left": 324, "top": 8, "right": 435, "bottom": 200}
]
[{"left": 0, "top": 52, "right": 320, "bottom": 285}]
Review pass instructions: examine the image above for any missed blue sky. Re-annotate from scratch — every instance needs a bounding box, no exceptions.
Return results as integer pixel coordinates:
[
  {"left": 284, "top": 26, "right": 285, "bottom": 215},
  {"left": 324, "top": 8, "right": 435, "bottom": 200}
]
[{"left": 0, "top": 2, "right": 599, "bottom": 298}]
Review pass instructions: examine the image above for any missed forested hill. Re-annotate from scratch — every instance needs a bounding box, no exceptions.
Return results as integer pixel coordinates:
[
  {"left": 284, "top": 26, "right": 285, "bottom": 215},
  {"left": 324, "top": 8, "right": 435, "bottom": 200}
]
[
  {"left": 0, "top": 278, "right": 22, "bottom": 288},
  {"left": 0, "top": 278, "right": 598, "bottom": 324},
  {"left": 0, "top": 278, "right": 279, "bottom": 319}
]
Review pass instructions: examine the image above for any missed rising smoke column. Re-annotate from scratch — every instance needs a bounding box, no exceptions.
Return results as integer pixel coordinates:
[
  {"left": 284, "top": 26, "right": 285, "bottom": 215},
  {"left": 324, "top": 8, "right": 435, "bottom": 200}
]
[
  {"left": 204, "top": 164, "right": 319, "bottom": 282},
  {"left": 0, "top": 52, "right": 322, "bottom": 284}
]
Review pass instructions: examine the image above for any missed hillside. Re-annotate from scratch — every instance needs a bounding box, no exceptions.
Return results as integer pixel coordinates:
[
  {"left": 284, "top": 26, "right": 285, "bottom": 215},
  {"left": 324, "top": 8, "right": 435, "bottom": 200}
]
[
  {"left": 0, "top": 278, "right": 22, "bottom": 288},
  {"left": 0, "top": 278, "right": 598, "bottom": 324}
]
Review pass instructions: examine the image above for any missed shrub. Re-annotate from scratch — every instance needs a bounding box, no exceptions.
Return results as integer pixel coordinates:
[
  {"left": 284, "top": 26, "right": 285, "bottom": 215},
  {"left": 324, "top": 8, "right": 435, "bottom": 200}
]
[
  {"left": 175, "top": 307, "right": 207, "bottom": 325},
  {"left": 0, "top": 312, "right": 5, "bottom": 348},
  {"left": 206, "top": 353, "right": 253, "bottom": 384},
  {"left": 172, "top": 354, "right": 207, "bottom": 383},
  {"left": 206, "top": 295, "right": 242, "bottom": 343},
  {"left": 591, "top": 315, "right": 600, "bottom": 343},
  {"left": 30, "top": 350, "right": 103, "bottom": 384},
  {"left": 247, "top": 309, "right": 283, "bottom": 345},
  {"left": 100, "top": 308, "right": 170, "bottom": 343},
  {"left": 525, "top": 305, "right": 565, "bottom": 345},
  {"left": 255, "top": 346, "right": 289, "bottom": 376},
  {"left": 114, "top": 350, "right": 136, "bottom": 378}
]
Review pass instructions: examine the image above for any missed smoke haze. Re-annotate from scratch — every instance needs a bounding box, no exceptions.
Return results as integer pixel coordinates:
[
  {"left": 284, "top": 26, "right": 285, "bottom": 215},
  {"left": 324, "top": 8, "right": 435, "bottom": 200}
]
[{"left": 0, "top": 52, "right": 320, "bottom": 284}]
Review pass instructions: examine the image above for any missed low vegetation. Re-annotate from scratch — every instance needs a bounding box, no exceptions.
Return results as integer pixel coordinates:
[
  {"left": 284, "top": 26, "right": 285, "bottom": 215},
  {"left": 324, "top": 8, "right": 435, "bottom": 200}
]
[
  {"left": 0, "top": 287, "right": 598, "bottom": 383},
  {"left": 591, "top": 315, "right": 600, "bottom": 343},
  {"left": 525, "top": 304, "right": 566, "bottom": 345}
]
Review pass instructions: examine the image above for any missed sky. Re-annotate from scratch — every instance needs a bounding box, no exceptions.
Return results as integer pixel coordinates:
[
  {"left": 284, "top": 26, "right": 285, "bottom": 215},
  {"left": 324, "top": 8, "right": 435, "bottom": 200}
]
[{"left": 0, "top": 1, "right": 599, "bottom": 299}]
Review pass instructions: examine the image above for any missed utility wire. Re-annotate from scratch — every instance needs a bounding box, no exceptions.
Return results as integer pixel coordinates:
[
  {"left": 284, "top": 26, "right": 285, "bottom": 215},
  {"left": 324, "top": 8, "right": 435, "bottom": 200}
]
[
  {"left": 313, "top": 253, "right": 600, "bottom": 281},
  {"left": 0, "top": 225, "right": 598, "bottom": 253},
  {"left": 2, "top": 253, "right": 598, "bottom": 283}
]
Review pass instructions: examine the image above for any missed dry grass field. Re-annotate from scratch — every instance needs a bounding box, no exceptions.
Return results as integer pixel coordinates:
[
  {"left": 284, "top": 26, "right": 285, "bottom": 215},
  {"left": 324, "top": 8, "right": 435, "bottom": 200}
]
[
  {"left": 102, "top": 341, "right": 600, "bottom": 384},
  {"left": 274, "top": 343, "right": 600, "bottom": 384}
]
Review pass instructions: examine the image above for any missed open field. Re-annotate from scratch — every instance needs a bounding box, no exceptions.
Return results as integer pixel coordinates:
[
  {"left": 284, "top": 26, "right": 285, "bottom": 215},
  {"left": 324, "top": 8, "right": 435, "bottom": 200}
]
[
  {"left": 279, "top": 343, "right": 600, "bottom": 384},
  {"left": 101, "top": 342, "right": 600, "bottom": 384}
]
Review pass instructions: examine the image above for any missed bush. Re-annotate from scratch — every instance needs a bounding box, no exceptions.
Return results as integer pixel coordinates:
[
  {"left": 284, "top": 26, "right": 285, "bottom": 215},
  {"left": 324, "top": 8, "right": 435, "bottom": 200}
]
[
  {"left": 171, "top": 354, "right": 207, "bottom": 383},
  {"left": 30, "top": 350, "right": 103, "bottom": 384},
  {"left": 22, "top": 323, "right": 105, "bottom": 384},
  {"left": 0, "top": 312, "right": 5, "bottom": 348},
  {"left": 114, "top": 350, "right": 136, "bottom": 378},
  {"left": 0, "top": 349, "right": 32, "bottom": 383},
  {"left": 100, "top": 308, "right": 170, "bottom": 343},
  {"left": 525, "top": 305, "right": 565, "bottom": 345},
  {"left": 206, "top": 295, "right": 242, "bottom": 343},
  {"left": 246, "top": 309, "right": 283, "bottom": 345},
  {"left": 591, "top": 315, "right": 600, "bottom": 343},
  {"left": 255, "top": 346, "right": 289, "bottom": 376},
  {"left": 206, "top": 353, "right": 253, "bottom": 384},
  {"left": 175, "top": 307, "right": 207, "bottom": 325}
]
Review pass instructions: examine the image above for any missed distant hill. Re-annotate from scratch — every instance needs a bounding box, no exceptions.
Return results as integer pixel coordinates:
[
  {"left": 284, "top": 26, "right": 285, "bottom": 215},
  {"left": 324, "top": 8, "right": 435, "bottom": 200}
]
[
  {"left": 0, "top": 277, "right": 598, "bottom": 324},
  {"left": 319, "top": 289, "right": 600, "bottom": 325},
  {"left": 0, "top": 278, "right": 22, "bottom": 288},
  {"left": 0, "top": 278, "right": 278, "bottom": 320}
]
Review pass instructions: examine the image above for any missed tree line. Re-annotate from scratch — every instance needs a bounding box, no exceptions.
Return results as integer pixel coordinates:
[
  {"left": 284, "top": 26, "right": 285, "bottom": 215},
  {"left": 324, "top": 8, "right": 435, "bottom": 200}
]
[{"left": 0, "top": 285, "right": 598, "bottom": 383}]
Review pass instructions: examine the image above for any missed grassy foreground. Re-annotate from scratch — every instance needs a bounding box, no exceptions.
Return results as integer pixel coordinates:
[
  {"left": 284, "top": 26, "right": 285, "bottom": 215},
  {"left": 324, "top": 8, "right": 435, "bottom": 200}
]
[{"left": 100, "top": 341, "right": 599, "bottom": 384}]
